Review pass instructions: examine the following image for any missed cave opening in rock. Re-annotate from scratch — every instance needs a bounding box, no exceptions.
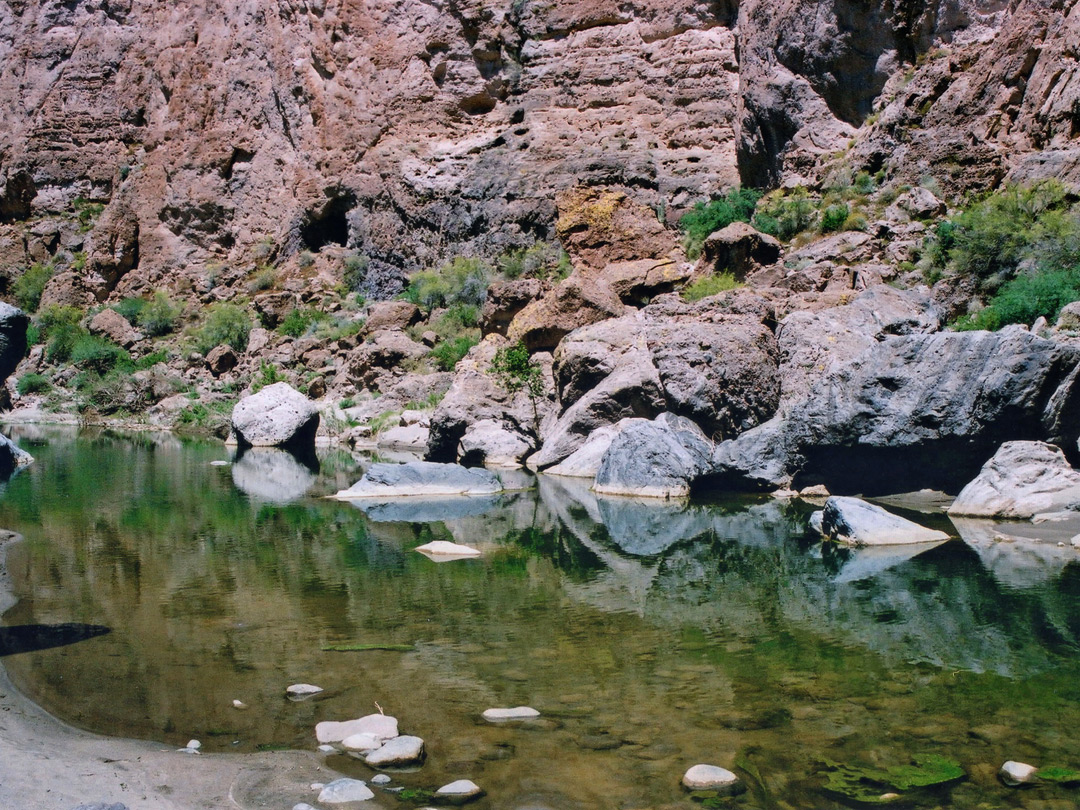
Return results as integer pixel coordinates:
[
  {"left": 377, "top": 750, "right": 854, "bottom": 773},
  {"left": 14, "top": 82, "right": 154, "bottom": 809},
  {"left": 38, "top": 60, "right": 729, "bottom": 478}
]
[{"left": 301, "top": 196, "right": 353, "bottom": 251}]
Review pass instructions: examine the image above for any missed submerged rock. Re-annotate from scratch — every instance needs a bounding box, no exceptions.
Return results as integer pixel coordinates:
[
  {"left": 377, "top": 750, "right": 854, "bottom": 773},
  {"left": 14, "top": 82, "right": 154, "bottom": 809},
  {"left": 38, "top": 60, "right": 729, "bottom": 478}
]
[
  {"left": 333, "top": 461, "right": 503, "bottom": 499},
  {"left": 415, "top": 540, "right": 481, "bottom": 559},
  {"left": 818, "top": 497, "right": 950, "bottom": 547},
  {"left": 435, "top": 779, "right": 485, "bottom": 804},
  {"left": 682, "top": 764, "right": 744, "bottom": 794},
  {"left": 286, "top": 683, "right": 324, "bottom": 699},
  {"left": 316, "top": 714, "right": 399, "bottom": 745},
  {"left": 482, "top": 707, "right": 540, "bottom": 722},
  {"left": 948, "top": 441, "right": 1080, "bottom": 519},
  {"left": 363, "top": 734, "right": 426, "bottom": 767},
  {"left": 999, "top": 761, "right": 1039, "bottom": 786}
]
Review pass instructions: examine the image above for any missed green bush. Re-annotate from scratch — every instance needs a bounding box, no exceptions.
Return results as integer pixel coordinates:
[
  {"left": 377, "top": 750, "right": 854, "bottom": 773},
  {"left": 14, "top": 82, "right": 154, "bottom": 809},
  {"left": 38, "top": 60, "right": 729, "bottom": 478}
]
[
  {"left": 430, "top": 335, "right": 478, "bottom": 371},
  {"left": 343, "top": 253, "right": 370, "bottom": 292},
  {"left": 135, "top": 348, "right": 170, "bottom": 369},
  {"left": 71, "top": 335, "right": 129, "bottom": 374},
  {"left": 137, "top": 291, "right": 182, "bottom": 336},
  {"left": 497, "top": 242, "right": 567, "bottom": 280},
  {"left": 403, "top": 257, "right": 490, "bottom": 312},
  {"left": 821, "top": 203, "right": 850, "bottom": 233},
  {"left": 250, "top": 360, "right": 287, "bottom": 393},
  {"left": 75, "top": 368, "right": 140, "bottom": 414},
  {"left": 957, "top": 267, "right": 1080, "bottom": 330},
  {"left": 681, "top": 272, "right": 742, "bottom": 302},
  {"left": 16, "top": 373, "right": 50, "bottom": 395},
  {"left": 13, "top": 262, "right": 54, "bottom": 312},
  {"left": 753, "top": 188, "right": 816, "bottom": 241},
  {"left": 195, "top": 303, "right": 252, "bottom": 354},
  {"left": 247, "top": 266, "right": 277, "bottom": 293},
  {"left": 277, "top": 307, "right": 328, "bottom": 338},
  {"left": 38, "top": 305, "right": 87, "bottom": 364},
  {"left": 679, "top": 189, "right": 761, "bottom": 260},
  {"left": 113, "top": 297, "right": 146, "bottom": 325}
]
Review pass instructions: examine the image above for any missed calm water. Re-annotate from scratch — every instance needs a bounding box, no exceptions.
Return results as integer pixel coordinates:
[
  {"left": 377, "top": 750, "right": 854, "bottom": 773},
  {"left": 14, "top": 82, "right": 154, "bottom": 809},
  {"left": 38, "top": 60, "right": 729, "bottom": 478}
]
[{"left": 2, "top": 426, "right": 1080, "bottom": 809}]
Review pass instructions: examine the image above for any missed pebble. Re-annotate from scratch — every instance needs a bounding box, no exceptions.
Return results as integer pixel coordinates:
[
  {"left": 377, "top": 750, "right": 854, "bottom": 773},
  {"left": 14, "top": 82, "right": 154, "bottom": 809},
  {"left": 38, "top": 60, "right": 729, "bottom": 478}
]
[
  {"left": 415, "top": 540, "right": 481, "bottom": 557},
  {"left": 310, "top": 783, "right": 325, "bottom": 791},
  {"left": 186, "top": 739, "right": 201, "bottom": 750},
  {"left": 210, "top": 460, "right": 230, "bottom": 466},
  {"left": 482, "top": 706, "right": 540, "bottom": 722},
  {"left": 1000, "top": 760, "right": 1039, "bottom": 786},
  {"left": 364, "top": 735, "right": 426, "bottom": 767},
  {"left": 287, "top": 683, "right": 324, "bottom": 699},
  {"left": 293, "top": 805, "right": 318, "bottom": 810},
  {"left": 372, "top": 774, "right": 392, "bottom": 785},
  {"left": 232, "top": 700, "right": 247, "bottom": 709},
  {"left": 435, "top": 779, "right": 485, "bottom": 804},
  {"left": 176, "top": 746, "right": 200, "bottom": 755},
  {"left": 682, "top": 764, "right": 745, "bottom": 795},
  {"left": 318, "top": 778, "right": 375, "bottom": 803}
]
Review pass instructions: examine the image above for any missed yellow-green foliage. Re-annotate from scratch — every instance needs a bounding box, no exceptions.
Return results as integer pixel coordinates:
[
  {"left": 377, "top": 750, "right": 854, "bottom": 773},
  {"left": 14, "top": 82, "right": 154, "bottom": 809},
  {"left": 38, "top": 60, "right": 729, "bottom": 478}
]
[{"left": 681, "top": 272, "right": 742, "bottom": 302}]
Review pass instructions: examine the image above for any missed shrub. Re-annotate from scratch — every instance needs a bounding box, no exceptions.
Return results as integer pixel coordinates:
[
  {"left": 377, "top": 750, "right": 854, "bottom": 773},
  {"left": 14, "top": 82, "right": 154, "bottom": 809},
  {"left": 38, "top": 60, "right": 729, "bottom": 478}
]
[
  {"left": 16, "top": 373, "right": 50, "bottom": 395},
  {"left": 136, "top": 291, "right": 182, "bottom": 336},
  {"left": 195, "top": 303, "right": 252, "bottom": 354},
  {"left": 343, "top": 253, "right": 370, "bottom": 292},
  {"left": 38, "top": 305, "right": 86, "bottom": 364},
  {"left": 430, "top": 335, "right": 478, "bottom": 371},
  {"left": 498, "top": 242, "right": 566, "bottom": 280},
  {"left": 71, "top": 335, "right": 129, "bottom": 374},
  {"left": 13, "top": 262, "right": 54, "bottom": 312},
  {"left": 403, "top": 257, "right": 490, "bottom": 312},
  {"left": 277, "top": 307, "right": 328, "bottom": 338},
  {"left": 250, "top": 360, "right": 287, "bottom": 393},
  {"left": 113, "top": 297, "right": 146, "bottom": 325},
  {"left": 490, "top": 340, "right": 545, "bottom": 431},
  {"left": 135, "top": 348, "right": 170, "bottom": 369},
  {"left": 298, "top": 250, "right": 315, "bottom": 269},
  {"left": 753, "top": 188, "right": 816, "bottom": 241},
  {"left": 821, "top": 203, "right": 850, "bottom": 233},
  {"left": 681, "top": 272, "right": 742, "bottom": 302},
  {"left": 247, "top": 266, "right": 277, "bottom": 293},
  {"left": 679, "top": 189, "right": 761, "bottom": 260},
  {"left": 853, "top": 171, "right": 876, "bottom": 195}
]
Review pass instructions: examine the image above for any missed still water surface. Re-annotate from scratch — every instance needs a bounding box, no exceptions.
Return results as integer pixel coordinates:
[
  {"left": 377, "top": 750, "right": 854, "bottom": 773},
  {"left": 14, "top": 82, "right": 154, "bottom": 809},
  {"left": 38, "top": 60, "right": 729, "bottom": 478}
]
[{"left": 2, "top": 427, "right": 1080, "bottom": 809}]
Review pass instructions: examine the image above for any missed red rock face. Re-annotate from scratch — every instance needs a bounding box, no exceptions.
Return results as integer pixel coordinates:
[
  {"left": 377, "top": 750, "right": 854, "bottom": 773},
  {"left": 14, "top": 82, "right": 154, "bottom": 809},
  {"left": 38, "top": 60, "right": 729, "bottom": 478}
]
[{"left": 0, "top": 0, "right": 1076, "bottom": 296}]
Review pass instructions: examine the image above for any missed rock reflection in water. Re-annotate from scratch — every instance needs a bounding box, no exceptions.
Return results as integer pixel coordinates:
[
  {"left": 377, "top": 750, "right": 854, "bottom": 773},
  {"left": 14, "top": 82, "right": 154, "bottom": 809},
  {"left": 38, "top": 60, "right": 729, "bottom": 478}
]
[
  {"left": 231, "top": 446, "right": 319, "bottom": 504},
  {"left": 1, "top": 431, "right": 1080, "bottom": 810}
]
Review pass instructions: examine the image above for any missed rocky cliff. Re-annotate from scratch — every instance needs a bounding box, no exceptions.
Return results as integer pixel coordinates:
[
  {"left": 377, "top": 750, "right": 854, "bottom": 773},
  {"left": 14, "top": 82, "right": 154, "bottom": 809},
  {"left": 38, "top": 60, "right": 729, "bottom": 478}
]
[{"left": 1, "top": 0, "right": 1077, "bottom": 297}]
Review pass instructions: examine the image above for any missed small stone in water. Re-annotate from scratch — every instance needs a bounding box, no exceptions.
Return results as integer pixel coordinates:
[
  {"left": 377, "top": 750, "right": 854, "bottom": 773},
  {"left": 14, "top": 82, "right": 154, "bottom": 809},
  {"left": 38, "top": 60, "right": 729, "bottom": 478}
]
[
  {"left": 682, "top": 764, "right": 744, "bottom": 795},
  {"left": 293, "top": 805, "right": 318, "bottom": 810},
  {"left": 415, "top": 540, "right": 481, "bottom": 558},
  {"left": 186, "top": 739, "right": 201, "bottom": 750},
  {"left": 342, "top": 732, "right": 382, "bottom": 752},
  {"left": 317, "top": 744, "right": 336, "bottom": 753},
  {"left": 1000, "top": 761, "right": 1039, "bottom": 786},
  {"left": 435, "top": 779, "right": 485, "bottom": 804},
  {"left": 372, "top": 774, "right": 392, "bottom": 785},
  {"left": 482, "top": 706, "right": 540, "bottom": 722},
  {"left": 210, "top": 460, "right": 230, "bottom": 466},
  {"left": 232, "top": 699, "right": 247, "bottom": 709},
  {"left": 287, "top": 683, "right": 324, "bottom": 699},
  {"left": 364, "top": 735, "right": 426, "bottom": 767},
  {"left": 310, "top": 783, "right": 325, "bottom": 791},
  {"left": 318, "top": 778, "right": 375, "bottom": 803},
  {"left": 316, "top": 714, "right": 399, "bottom": 744}
]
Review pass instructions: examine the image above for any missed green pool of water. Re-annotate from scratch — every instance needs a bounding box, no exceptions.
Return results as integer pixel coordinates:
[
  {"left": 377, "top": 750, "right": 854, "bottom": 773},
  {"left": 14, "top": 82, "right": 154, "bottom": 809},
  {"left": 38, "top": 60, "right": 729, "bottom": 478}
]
[{"left": 2, "top": 426, "right": 1080, "bottom": 809}]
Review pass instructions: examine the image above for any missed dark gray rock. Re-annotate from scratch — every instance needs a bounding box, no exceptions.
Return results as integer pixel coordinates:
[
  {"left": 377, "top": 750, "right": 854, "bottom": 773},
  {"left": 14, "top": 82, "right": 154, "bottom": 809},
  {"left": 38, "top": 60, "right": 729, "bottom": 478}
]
[
  {"left": 714, "top": 327, "right": 1080, "bottom": 493},
  {"left": 594, "top": 413, "right": 714, "bottom": 498},
  {"left": 0, "top": 302, "right": 28, "bottom": 385}
]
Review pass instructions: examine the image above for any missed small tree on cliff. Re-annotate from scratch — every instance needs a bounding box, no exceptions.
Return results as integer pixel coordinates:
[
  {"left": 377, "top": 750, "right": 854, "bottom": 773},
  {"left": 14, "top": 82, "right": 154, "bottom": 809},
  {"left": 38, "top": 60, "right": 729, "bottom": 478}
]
[{"left": 490, "top": 341, "right": 544, "bottom": 435}]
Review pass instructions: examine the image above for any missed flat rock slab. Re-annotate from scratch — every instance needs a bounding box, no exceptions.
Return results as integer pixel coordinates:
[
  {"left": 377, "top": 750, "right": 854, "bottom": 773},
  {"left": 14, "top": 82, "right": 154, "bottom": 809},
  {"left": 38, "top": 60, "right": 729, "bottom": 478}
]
[
  {"left": 416, "top": 541, "right": 481, "bottom": 559},
  {"left": 682, "top": 764, "right": 744, "bottom": 794},
  {"left": 334, "top": 461, "right": 503, "bottom": 499},
  {"left": 363, "top": 735, "right": 426, "bottom": 767},
  {"left": 342, "top": 733, "right": 382, "bottom": 753},
  {"left": 435, "top": 779, "right": 485, "bottom": 804},
  {"left": 286, "top": 683, "right": 324, "bottom": 699},
  {"left": 819, "top": 496, "right": 950, "bottom": 546},
  {"left": 318, "top": 778, "right": 375, "bottom": 803},
  {"left": 316, "top": 714, "right": 399, "bottom": 745},
  {"left": 482, "top": 707, "right": 540, "bottom": 722}
]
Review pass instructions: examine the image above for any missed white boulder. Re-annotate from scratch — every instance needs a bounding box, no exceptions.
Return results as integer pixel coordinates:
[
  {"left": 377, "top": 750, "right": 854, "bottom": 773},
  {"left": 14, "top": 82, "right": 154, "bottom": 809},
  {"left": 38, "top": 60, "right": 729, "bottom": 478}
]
[{"left": 949, "top": 441, "right": 1080, "bottom": 519}]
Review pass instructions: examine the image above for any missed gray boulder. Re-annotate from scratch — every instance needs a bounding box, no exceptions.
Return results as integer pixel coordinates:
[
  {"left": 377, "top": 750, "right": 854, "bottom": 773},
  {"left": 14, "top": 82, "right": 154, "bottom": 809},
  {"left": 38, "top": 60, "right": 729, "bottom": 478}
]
[
  {"left": 545, "top": 424, "right": 623, "bottom": 478},
  {"left": 458, "top": 419, "right": 533, "bottom": 468},
  {"left": 948, "top": 441, "right": 1080, "bottom": 519},
  {"left": 594, "top": 413, "right": 714, "bottom": 499},
  {"left": 231, "top": 383, "right": 319, "bottom": 450},
  {"left": 230, "top": 447, "right": 316, "bottom": 503},
  {"left": 695, "top": 221, "right": 781, "bottom": 278},
  {"left": 334, "top": 461, "right": 503, "bottom": 499},
  {"left": 714, "top": 327, "right": 1080, "bottom": 493},
  {"left": 817, "top": 497, "right": 950, "bottom": 547},
  {"left": 0, "top": 302, "right": 28, "bottom": 384},
  {"left": 0, "top": 433, "right": 33, "bottom": 478},
  {"left": 363, "top": 735, "right": 426, "bottom": 767}
]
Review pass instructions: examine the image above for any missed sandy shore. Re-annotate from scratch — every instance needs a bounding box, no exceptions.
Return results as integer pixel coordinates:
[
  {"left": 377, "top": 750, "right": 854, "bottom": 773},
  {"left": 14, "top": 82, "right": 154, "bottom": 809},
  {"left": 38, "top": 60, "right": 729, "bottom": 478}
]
[{"left": 0, "top": 530, "right": 343, "bottom": 810}]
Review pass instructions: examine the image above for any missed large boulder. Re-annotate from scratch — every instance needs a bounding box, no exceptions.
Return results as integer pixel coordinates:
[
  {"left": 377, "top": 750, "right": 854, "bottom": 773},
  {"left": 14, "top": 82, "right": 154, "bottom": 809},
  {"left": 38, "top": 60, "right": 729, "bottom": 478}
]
[
  {"left": 231, "top": 383, "right": 320, "bottom": 450},
  {"left": 480, "top": 279, "right": 551, "bottom": 337},
  {"left": 0, "top": 302, "right": 28, "bottom": 384},
  {"left": 333, "top": 461, "right": 503, "bottom": 499},
  {"left": 948, "top": 441, "right": 1080, "bottom": 519},
  {"left": 458, "top": 420, "right": 533, "bottom": 468},
  {"left": 554, "top": 187, "right": 675, "bottom": 270},
  {"left": 507, "top": 275, "right": 625, "bottom": 353},
  {"left": 426, "top": 335, "right": 557, "bottom": 463},
  {"left": 694, "top": 222, "right": 781, "bottom": 278},
  {"left": 714, "top": 326, "right": 1080, "bottom": 493},
  {"left": 606, "top": 258, "right": 693, "bottom": 305},
  {"left": 348, "top": 330, "right": 428, "bottom": 389},
  {"left": 593, "top": 413, "right": 714, "bottom": 499},
  {"left": 364, "top": 300, "right": 422, "bottom": 332},
  {"left": 0, "top": 433, "right": 33, "bottom": 478},
  {"left": 89, "top": 307, "right": 140, "bottom": 349},
  {"left": 815, "top": 496, "right": 950, "bottom": 546}
]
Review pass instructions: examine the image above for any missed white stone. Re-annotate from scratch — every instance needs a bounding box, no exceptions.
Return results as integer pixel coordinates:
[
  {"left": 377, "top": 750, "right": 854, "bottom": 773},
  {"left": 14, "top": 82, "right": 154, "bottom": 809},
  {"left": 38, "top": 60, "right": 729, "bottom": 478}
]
[
  {"left": 177, "top": 747, "right": 200, "bottom": 754},
  {"left": 317, "top": 745, "right": 336, "bottom": 753},
  {"left": 435, "top": 780, "right": 484, "bottom": 802},
  {"left": 545, "top": 425, "right": 621, "bottom": 478},
  {"left": 682, "top": 764, "right": 744, "bottom": 794},
  {"left": 333, "top": 461, "right": 502, "bottom": 499},
  {"left": 318, "top": 778, "right": 375, "bottom": 803},
  {"left": 210, "top": 460, "right": 231, "bottom": 466},
  {"left": 293, "top": 804, "right": 318, "bottom": 810},
  {"left": 1071, "top": 534, "right": 1080, "bottom": 548},
  {"left": 186, "top": 739, "right": 201, "bottom": 750},
  {"left": 316, "top": 714, "right": 399, "bottom": 744},
  {"left": 364, "top": 735, "right": 426, "bottom": 767},
  {"left": 341, "top": 733, "right": 382, "bottom": 752},
  {"left": 482, "top": 707, "right": 540, "bottom": 722},
  {"left": 310, "top": 783, "right": 325, "bottom": 790},
  {"left": 999, "top": 761, "right": 1039, "bottom": 786},
  {"left": 415, "top": 541, "right": 482, "bottom": 558},
  {"left": 949, "top": 441, "right": 1080, "bottom": 519},
  {"left": 819, "top": 496, "right": 950, "bottom": 546},
  {"left": 371, "top": 774, "right": 392, "bottom": 785},
  {"left": 231, "top": 382, "right": 319, "bottom": 448},
  {"left": 287, "top": 683, "right": 324, "bottom": 698},
  {"left": 232, "top": 699, "right": 247, "bottom": 709}
]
